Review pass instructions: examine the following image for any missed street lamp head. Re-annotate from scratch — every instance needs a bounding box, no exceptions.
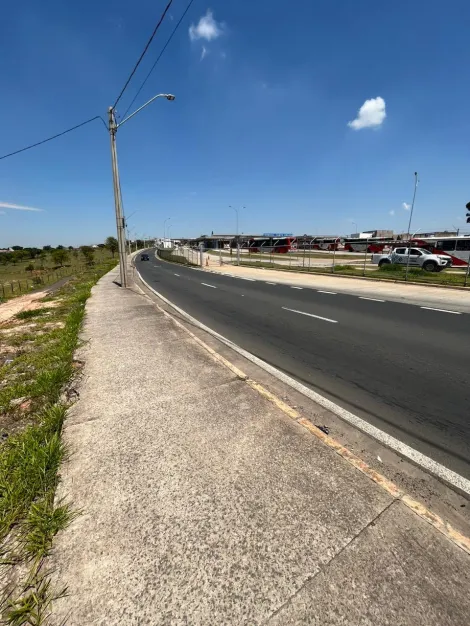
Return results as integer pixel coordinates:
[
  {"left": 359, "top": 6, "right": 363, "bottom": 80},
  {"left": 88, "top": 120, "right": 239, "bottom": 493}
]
[{"left": 166, "top": 94, "right": 176, "bottom": 101}]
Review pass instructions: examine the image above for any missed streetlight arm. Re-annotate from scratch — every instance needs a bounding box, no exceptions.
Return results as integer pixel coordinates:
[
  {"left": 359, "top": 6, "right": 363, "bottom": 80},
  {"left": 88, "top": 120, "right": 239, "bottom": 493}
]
[{"left": 117, "top": 94, "right": 175, "bottom": 128}]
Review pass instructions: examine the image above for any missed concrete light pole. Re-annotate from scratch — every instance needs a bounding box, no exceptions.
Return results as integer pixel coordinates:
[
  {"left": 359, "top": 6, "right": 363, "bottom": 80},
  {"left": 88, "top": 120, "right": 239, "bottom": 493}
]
[
  {"left": 405, "top": 172, "right": 419, "bottom": 282},
  {"left": 164, "top": 217, "right": 171, "bottom": 242},
  {"left": 108, "top": 93, "right": 175, "bottom": 288},
  {"left": 229, "top": 205, "right": 245, "bottom": 265}
]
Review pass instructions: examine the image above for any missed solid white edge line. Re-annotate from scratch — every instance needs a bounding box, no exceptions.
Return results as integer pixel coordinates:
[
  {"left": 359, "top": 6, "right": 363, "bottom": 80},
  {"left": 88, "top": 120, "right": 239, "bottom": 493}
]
[
  {"left": 201, "top": 282, "right": 217, "bottom": 289},
  {"left": 359, "top": 297, "right": 385, "bottom": 302},
  {"left": 266, "top": 282, "right": 277, "bottom": 285},
  {"left": 421, "top": 307, "right": 461, "bottom": 315},
  {"left": 291, "top": 286, "right": 303, "bottom": 290},
  {"left": 318, "top": 290, "right": 337, "bottom": 294},
  {"left": 282, "top": 306, "right": 338, "bottom": 324},
  {"left": 136, "top": 270, "right": 470, "bottom": 497},
  {"left": 239, "top": 277, "right": 256, "bottom": 281}
]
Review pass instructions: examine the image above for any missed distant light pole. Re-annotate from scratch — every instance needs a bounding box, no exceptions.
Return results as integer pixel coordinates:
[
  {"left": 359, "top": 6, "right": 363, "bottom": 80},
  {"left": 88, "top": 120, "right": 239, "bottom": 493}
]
[
  {"left": 163, "top": 217, "right": 171, "bottom": 241},
  {"left": 352, "top": 222, "right": 358, "bottom": 235},
  {"left": 405, "top": 172, "right": 419, "bottom": 281},
  {"left": 229, "top": 205, "right": 245, "bottom": 265},
  {"left": 108, "top": 93, "right": 175, "bottom": 288},
  {"left": 125, "top": 211, "right": 138, "bottom": 256}
]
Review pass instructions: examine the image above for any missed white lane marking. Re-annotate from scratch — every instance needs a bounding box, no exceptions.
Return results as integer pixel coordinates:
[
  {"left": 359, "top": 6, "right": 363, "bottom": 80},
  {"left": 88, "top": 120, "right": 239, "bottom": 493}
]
[
  {"left": 359, "top": 297, "right": 385, "bottom": 302},
  {"left": 266, "top": 282, "right": 277, "bottom": 285},
  {"left": 291, "top": 286, "right": 303, "bottom": 290},
  {"left": 201, "top": 282, "right": 217, "bottom": 289},
  {"left": 318, "top": 290, "right": 337, "bottom": 294},
  {"left": 421, "top": 307, "right": 461, "bottom": 315},
  {"left": 240, "top": 277, "right": 256, "bottom": 281},
  {"left": 136, "top": 270, "right": 470, "bottom": 497},
  {"left": 282, "top": 307, "right": 338, "bottom": 324},
  {"left": 174, "top": 273, "right": 180, "bottom": 277}
]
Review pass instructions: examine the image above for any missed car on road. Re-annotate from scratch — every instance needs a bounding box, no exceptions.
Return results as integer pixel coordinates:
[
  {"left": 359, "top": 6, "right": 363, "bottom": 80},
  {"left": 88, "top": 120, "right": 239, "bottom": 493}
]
[
  {"left": 140, "top": 254, "right": 150, "bottom": 261},
  {"left": 372, "top": 247, "right": 450, "bottom": 272}
]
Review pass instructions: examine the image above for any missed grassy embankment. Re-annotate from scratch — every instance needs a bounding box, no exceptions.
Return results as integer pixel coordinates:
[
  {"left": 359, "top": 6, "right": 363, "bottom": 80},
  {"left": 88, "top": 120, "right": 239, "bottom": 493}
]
[
  {"left": 0, "top": 249, "right": 116, "bottom": 300},
  {"left": 0, "top": 254, "right": 117, "bottom": 624}
]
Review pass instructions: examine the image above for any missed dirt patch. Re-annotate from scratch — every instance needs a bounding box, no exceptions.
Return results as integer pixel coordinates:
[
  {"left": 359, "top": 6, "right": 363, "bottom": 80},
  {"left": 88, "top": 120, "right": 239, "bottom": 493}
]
[{"left": 0, "top": 293, "right": 63, "bottom": 326}]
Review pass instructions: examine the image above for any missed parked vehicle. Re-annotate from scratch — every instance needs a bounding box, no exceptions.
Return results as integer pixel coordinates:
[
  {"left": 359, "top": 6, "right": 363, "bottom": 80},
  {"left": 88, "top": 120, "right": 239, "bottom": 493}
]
[{"left": 372, "top": 247, "right": 450, "bottom": 272}]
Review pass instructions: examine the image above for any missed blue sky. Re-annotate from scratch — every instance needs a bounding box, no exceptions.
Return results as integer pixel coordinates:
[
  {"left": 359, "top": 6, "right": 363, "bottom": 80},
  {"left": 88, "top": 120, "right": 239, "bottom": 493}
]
[{"left": 1, "top": 0, "right": 470, "bottom": 247}]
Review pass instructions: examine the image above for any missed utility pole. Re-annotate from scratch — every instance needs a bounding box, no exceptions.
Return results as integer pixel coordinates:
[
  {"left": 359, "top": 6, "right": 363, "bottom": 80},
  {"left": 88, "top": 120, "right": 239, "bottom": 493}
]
[
  {"left": 108, "top": 107, "right": 128, "bottom": 288},
  {"left": 107, "top": 93, "right": 175, "bottom": 288},
  {"left": 405, "top": 172, "right": 419, "bottom": 282}
]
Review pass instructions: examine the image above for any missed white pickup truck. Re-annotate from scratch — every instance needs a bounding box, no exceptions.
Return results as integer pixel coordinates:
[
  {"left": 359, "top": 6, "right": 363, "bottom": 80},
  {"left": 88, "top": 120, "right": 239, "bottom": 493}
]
[{"left": 371, "top": 247, "right": 451, "bottom": 272}]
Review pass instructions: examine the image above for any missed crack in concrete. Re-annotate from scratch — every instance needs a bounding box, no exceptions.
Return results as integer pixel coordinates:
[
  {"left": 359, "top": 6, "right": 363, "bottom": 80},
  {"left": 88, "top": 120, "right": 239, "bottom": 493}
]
[{"left": 262, "top": 498, "right": 398, "bottom": 624}]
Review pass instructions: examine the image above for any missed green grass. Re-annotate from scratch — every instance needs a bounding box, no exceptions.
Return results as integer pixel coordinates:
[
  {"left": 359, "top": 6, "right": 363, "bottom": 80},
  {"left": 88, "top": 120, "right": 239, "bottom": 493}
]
[
  {"left": 0, "top": 249, "right": 116, "bottom": 302},
  {"left": 15, "top": 309, "right": 50, "bottom": 321},
  {"left": 0, "top": 257, "right": 117, "bottom": 624}
]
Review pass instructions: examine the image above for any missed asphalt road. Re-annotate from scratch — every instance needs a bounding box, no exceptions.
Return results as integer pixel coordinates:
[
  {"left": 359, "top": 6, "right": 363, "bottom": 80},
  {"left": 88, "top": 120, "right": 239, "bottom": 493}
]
[{"left": 135, "top": 253, "right": 470, "bottom": 479}]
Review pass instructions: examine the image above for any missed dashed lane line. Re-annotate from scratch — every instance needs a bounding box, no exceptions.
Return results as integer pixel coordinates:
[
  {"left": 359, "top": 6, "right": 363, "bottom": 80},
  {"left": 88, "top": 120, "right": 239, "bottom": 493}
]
[
  {"left": 359, "top": 296, "right": 385, "bottom": 302},
  {"left": 318, "top": 290, "right": 337, "bottom": 294},
  {"left": 421, "top": 307, "right": 461, "bottom": 315},
  {"left": 201, "top": 282, "right": 217, "bottom": 289},
  {"left": 282, "top": 306, "right": 338, "bottom": 324},
  {"left": 291, "top": 286, "right": 303, "bottom": 290}
]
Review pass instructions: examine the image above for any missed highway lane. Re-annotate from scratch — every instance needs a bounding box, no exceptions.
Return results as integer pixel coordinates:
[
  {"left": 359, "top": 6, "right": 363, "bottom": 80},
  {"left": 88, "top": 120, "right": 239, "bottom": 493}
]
[{"left": 135, "top": 254, "right": 470, "bottom": 479}]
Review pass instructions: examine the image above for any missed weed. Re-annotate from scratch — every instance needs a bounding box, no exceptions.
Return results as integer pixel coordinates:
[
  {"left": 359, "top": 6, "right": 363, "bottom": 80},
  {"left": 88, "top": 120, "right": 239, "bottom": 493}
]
[{"left": 15, "top": 310, "right": 49, "bottom": 321}]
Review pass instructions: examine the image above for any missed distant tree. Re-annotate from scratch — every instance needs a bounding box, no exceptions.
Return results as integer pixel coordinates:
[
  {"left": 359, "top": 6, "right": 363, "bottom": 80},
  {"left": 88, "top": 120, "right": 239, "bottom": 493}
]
[
  {"left": 97, "top": 243, "right": 106, "bottom": 248},
  {"left": 80, "top": 246, "right": 95, "bottom": 265},
  {"left": 12, "top": 245, "right": 23, "bottom": 250},
  {"left": 56, "top": 245, "right": 65, "bottom": 250},
  {"left": 0, "top": 254, "right": 9, "bottom": 265},
  {"left": 68, "top": 245, "right": 74, "bottom": 250},
  {"left": 43, "top": 245, "right": 52, "bottom": 251},
  {"left": 27, "top": 247, "right": 41, "bottom": 259},
  {"left": 105, "top": 236, "right": 119, "bottom": 257},
  {"left": 51, "top": 249, "right": 69, "bottom": 267},
  {"left": 25, "top": 263, "right": 35, "bottom": 274}
]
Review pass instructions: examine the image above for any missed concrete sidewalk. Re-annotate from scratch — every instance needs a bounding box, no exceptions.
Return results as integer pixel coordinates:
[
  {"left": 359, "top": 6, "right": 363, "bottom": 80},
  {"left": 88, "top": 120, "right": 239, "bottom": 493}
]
[{"left": 51, "top": 267, "right": 470, "bottom": 625}]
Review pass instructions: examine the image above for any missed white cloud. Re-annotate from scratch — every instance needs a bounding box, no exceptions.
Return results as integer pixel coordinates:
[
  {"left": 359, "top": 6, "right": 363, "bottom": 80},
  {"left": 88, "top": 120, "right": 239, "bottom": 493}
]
[
  {"left": 0, "top": 202, "right": 43, "bottom": 212},
  {"left": 200, "top": 46, "right": 208, "bottom": 61},
  {"left": 348, "top": 97, "right": 386, "bottom": 130},
  {"left": 189, "top": 10, "right": 223, "bottom": 42},
  {"left": 402, "top": 202, "right": 411, "bottom": 211},
  {"left": 389, "top": 210, "right": 395, "bottom": 216}
]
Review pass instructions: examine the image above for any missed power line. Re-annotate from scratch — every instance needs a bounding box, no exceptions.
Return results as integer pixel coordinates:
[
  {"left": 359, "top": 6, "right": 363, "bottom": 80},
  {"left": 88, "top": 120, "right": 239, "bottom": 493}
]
[
  {"left": 0, "top": 116, "right": 107, "bottom": 162},
  {"left": 113, "top": 0, "right": 174, "bottom": 111},
  {"left": 122, "top": 0, "right": 196, "bottom": 119}
]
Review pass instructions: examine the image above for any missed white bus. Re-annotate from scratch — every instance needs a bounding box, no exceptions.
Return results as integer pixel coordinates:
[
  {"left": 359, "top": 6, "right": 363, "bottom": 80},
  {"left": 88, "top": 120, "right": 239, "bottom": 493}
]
[{"left": 411, "top": 236, "right": 470, "bottom": 267}]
